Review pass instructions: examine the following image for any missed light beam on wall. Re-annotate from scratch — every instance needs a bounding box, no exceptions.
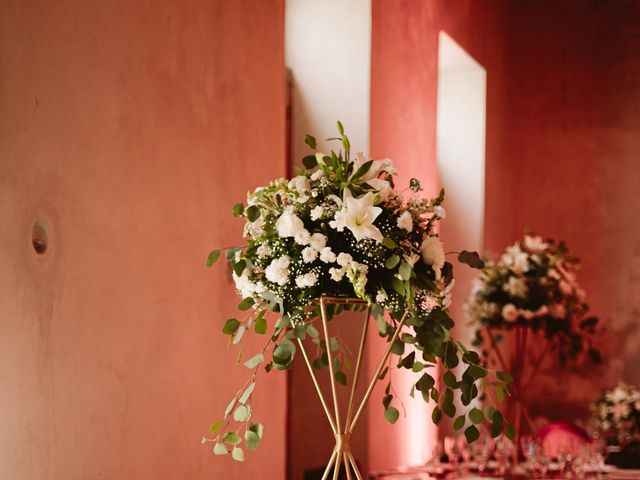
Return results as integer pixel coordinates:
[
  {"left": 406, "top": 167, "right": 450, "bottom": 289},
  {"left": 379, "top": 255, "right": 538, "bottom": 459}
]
[{"left": 436, "top": 31, "right": 487, "bottom": 436}]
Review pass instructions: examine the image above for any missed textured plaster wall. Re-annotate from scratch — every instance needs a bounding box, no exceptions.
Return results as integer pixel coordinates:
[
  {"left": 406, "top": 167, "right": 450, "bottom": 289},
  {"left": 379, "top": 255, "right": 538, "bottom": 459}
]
[
  {"left": 369, "top": 0, "right": 510, "bottom": 471},
  {"left": 0, "top": 1, "right": 286, "bottom": 478},
  {"left": 370, "top": 0, "right": 640, "bottom": 469},
  {"left": 502, "top": 0, "right": 640, "bottom": 420}
]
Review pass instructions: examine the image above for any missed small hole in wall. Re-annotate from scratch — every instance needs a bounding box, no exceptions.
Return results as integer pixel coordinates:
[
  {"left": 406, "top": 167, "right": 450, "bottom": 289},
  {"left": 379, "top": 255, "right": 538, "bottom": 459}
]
[{"left": 32, "top": 221, "right": 48, "bottom": 255}]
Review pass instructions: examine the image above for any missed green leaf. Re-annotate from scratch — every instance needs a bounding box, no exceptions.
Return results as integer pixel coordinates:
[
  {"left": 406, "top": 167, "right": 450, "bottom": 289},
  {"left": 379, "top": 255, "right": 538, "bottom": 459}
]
[
  {"left": 385, "top": 255, "right": 400, "bottom": 269},
  {"left": 232, "top": 325, "right": 245, "bottom": 345},
  {"left": 233, "top": 259, "right": 246, "bottom": 276},
  {"left": 232, "top": 446, "right": 245, "bottom": 462},
  {"left": 330, "top": 337, "right": 340, "bottom": 352},
  {"left": 443, "top": 371, "right": 457, "bottom": 388},
  {"left": 336, "top": 121, "right": 344, "bottom": 135},
  {"left": 398, "top": 261, "right": 412, "bottom": 281},
  {"left": 469, "top": 407, "right": 484, "bottom": 425},
  {"left": 432, "top": 407, "right": 443, "bottom": 424},
  {"left": 335, "top": 370, "right": 347, "bottom": 386},
  {"left": 484, "top": 406, "right": 497, "bottom": 421},
  {"left": 213, "top": 443, "right": 228, "bottom": 455},
  {"left": 384, "top": 406, "right": 400, "bottom": 424},
  {"left": 273, "top": 339, "right": 296, "bottom": 365},
  {"left": 496, "top": 384, "right": 504, "bottom": 402},
  {"left": 464, "top": 425, "right": 480, "bottom": 443},
  {"left": 302, "top": 155, "right": 317, "bottom": 169},
  {"left": 245, "top": 430, "right": 261, "bottom": 451},
  {"left": 442, "top": 401, "right": 456, "bottom": 418},
  {"left": 238, "top": 297, "right": 255, "bottom": 311},
  {"left": 239, "top": 382, "right": 255, "bottom": 404},
  {"left": 467, "top": 364, "right": 488, "bottom": 379},
  {"left": 305, "top": 134, "right": 317, "bottom": 149},
  {"left": 504, "top": 424, "right": 516, "bottom": 440},
  {"left": 210, "top": 420, "right": 222, "bottom": 434},
  {"left": 453, "top": 415, "right": 466, "bottom": 431},
  {"left": 383, "top": 237, "right": 396, "bottom": 249},
  {"left": 232, "top": 203, "right": 244, "bottom": 217},
  {"left": 416, "top": 373, "right": 435, "bottom": 392},
  {"left": 223, "top": 432, "right": 241, "bottom": 445},
  {"left": 244, "top": 353, "right": 264, "bottom": 369},
  {"left": 222, "top": 318, "right": 240, "bottom": 335},
  {"left": 412, "top": 361, "right": 426, "bottom": 373},
  {"left": 206, "top": 249, "right": 221, "bottom": 267},
  {"left": 458, "top": 250, "right": 485, "bottom": 269},
  {"left": 249, "top": 422, "right": 264, "bottom": 438},
  {"left": 391, "top": 340, "right": 405, "bottom": 356},
  {"left": 254, "top": 315, "right": 267, "bottom": 335},
  {"left": 496, "top": 371, "right": 513, "bottom": 383},
  {"left": 352, "top": 160, "right": 373, "bottom": 180},
  {"left": 224, "top": 398, "right": 236, "bottom": 417},
  {"left": 246, "top": 205, "right": 260, "bottom": 222},
  {"left": 233, "top": 405, "right": 251, "bottom": 422}
]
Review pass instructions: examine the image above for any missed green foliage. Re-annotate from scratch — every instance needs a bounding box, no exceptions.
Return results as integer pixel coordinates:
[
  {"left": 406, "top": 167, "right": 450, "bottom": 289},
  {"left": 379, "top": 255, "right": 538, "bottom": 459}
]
[
  {"left": 458, "top": 250, "right": 485, "bottom": 269},
  {"left": 206, "top": 249, "right": 221, "bottom": 267},
  {"left": 384, "top": 406, "right": 400, "bottom": 424}
]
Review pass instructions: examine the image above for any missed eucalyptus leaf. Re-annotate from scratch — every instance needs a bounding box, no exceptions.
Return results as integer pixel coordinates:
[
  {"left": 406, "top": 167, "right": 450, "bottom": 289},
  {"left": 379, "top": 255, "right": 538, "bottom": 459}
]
[
  {"left": 233, "top": 405, "right": 251, "bottom": 422},
  {"left": 384, "top": 406, "right": 400, "bottom": 424},
  {"left": 213, "top": 443, "right": 228, "bottom": 455},
  {"left": 464, "top": 425, "right": 480, "bottom": 443},
  {"left": 239, "top": 382, "right": 255, "bottom": 404},
  {"left": 232, "top": 446, "right": 245, "bottom": 462},
  {"left": 453, "top": 415, "right": 466, "bottom": 431},
  {"left": 246, "top": 205, "right": 260, "bottom": 222},
  {"left": 244, "top": 353, "right": 264, "bottom": 369},
  {"left": 206, "top": 249, "right": 221, "bottom": 267},
  {"left": 245, "top": 430, "right": 261, "bottom": 451},
  {"left": 469, "top": 407, "right": 484, "bottom": 425},
  {"left": 458, "top": 250, "right": 485, "bottom": 269},
  {"left": 254, "top": 315, "right": 267, "bottom": 335},
  {"left": 222, "top": 318, "right": 240, "bottom": 335}
]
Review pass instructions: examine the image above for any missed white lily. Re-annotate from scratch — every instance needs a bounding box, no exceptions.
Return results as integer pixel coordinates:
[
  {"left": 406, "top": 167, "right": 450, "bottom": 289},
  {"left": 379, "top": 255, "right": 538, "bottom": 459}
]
[{"left": 342, "top": 191, "right": 383, "bottom": 242}]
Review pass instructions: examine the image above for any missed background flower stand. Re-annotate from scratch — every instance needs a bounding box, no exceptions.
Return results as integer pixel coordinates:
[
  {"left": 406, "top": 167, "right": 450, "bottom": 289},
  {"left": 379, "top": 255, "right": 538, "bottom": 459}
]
[
  {"left": 486, "top": 326, "right": 548, "bottom": 464},
  {"left": 297, "top": 296, "right": 408, "bottom": 480}
]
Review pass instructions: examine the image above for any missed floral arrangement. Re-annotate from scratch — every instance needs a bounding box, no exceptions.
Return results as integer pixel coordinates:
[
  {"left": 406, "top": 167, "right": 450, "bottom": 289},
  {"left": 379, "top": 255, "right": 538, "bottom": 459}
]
[
  {"left": 466, "top": 234, "right": 601, "bottom": 364},
  {"left": 592, "top": 382, "right": 640, "bottom": 446},
  {"left": 202, "top": 123, "right": 513, "bottom": 461}
]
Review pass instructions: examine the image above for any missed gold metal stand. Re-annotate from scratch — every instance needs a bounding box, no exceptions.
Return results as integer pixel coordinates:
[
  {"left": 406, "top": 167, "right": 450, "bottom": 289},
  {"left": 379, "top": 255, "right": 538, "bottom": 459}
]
[{"left": 297, "top": 296, "right": 409, "bottom": 480}]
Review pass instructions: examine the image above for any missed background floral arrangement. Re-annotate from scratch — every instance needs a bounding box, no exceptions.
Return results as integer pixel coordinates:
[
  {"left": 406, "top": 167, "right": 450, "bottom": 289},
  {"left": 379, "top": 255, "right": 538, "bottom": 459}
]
[
  {"left": 592, "top": 382, "right": 640, "bottom": 446},
  {"left": 466, "top": 234, "right": 601, "bottom": 365},
  {"left": 202, "top": 123, "right": 513, "bottom": 461}
]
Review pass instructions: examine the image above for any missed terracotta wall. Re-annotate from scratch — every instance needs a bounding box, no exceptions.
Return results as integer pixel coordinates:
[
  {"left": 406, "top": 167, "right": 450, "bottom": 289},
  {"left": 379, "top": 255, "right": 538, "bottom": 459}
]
[
  {"left": 501, "top": 0, "right": 640, "bottom": 419},
  {"left": 0, "top": 1, "right": 286, "bottom": 478},
  {"left": 370, "top": 0, "right": 640, "bottom": 469},
  {"left": 369, "top": 0, "right": 510, "bottom": 471}
]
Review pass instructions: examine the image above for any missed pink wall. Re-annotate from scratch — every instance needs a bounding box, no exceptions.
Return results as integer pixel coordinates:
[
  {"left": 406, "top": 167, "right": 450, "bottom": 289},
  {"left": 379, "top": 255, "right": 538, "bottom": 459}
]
[
  {"left": 0, "top": 1, "right": 286, "bottom": 478},
  {"left": 369, "top": 0, "right": 510, "bottom": 471},
  {"left": 370, "top": 0, "right": 640, "bottom": 469},
  {"left": 501, "top": 0, "right": 640, "bottom": 419}
]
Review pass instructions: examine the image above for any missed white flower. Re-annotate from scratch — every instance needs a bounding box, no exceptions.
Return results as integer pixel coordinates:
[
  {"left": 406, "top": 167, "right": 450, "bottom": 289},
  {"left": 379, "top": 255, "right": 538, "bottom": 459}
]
[
  {"left": 329, "top": 210, "right": 347, "bottom": 232},
  {"left": 295, "top": 272, "right": 318, "bottom": 289},
  {"left": 501, "top": 244, "right": 529, "bottom": 274},
  {"left": 294, "top": 228, "right": 311, "bottom": 246},
  {"left": 502, "top": 303, "right": 519, "bottom": 322},
  {"left": 302, "top": 247, "right": 318, "bottom": 263},
  {"left": 309, "top": 233, "right": 327, "bottom": 251},
  {"left": 320, "top": 247, "right": 337, "bottom": 263},
  {"left": 310, "top": 206, "right": 324, "bottom": 221},
  {"left": 367, "top": 178, "right": 393, "bottom": 202},
  {"left": 375, "top": 289, "right": 387, "bottom": 303},
  {"left": 342, "top": 192, "right": 383, "bottom": 243},
  {"left": 434, "top": 206, "right": 446, "bottom": 219},
  {"left": 289, "top": 175, "right": 310, "bottom": 194},
  {"left": 276, "top": 211, "right": 305, "bottom": 238},
  {"left": 329, "top": 267, "right": 344, "bottom": 282},
  {"left": 264, "top": 255, "right": 291, "bottom": 286},
  {"left": 243, "top": 216, "right": 265, "bottom": 238},
  {"left": 420, "top": 236, "right": 445, "bottom": 279},
  {"left": 256, "top": 244, "right": 272, "bottom": 258},
  {"left": 310, "top": 169, "right": 323, "bottom": 181},
  {"left": 404, "top": 252, "right": 420, "bottom": 268},
  {"left": 336, "top": 253, "right": 353, "bottom": 267},
  {"left": 504, "top": 276, "right": 527, "bottom": 297},
  {"left": 296, "top": 195, "right": 310, "bottom": 204},
  {"left": 524, "top": 235, "right": 547, "bottom": 253},
  {"left": 233, "top": 270, "right": 261, "bottom": 299},
  {"left": 351, "top": 153, "right": 379, "bottom": 182},
  {"left": 442, "top": 280, "right": 455, "bottom": 309},
  {"left": 549, "top": 303, "right": 566, "bottom": 319},
  {"left": 397, "top": 211, "right": 413, "bottom": 232}
]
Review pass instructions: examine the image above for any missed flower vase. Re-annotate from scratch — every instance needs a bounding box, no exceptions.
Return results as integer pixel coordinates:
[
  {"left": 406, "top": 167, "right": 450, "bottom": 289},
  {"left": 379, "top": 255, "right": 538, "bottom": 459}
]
[{"left": 297, "top": 295, "right": 408, "bottom": 480}]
